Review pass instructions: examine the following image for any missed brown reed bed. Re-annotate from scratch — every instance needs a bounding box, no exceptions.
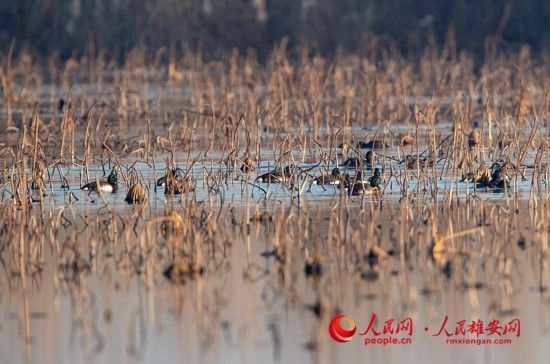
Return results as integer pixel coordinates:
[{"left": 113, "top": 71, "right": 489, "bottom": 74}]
[{"left": 0, "top": 44, "right": 548, "bottom": 358}]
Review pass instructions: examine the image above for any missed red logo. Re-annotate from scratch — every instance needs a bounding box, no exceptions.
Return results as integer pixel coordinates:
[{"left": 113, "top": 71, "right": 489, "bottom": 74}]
[{"left": 328, "top": 315, "right": 357, "bottom": 342}]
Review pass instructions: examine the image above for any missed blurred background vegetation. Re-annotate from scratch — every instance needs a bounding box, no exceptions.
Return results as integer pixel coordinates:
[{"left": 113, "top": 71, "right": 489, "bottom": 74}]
[{"left": 0, "top": 0, "right": 548, "bottom": 62}]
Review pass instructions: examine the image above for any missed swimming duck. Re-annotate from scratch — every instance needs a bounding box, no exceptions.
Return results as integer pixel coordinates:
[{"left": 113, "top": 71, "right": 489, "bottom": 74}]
[
  {"left": 404, "top": 154, "right": 434, "bottom": 169},
  {"left": 461, "top": 164, "right": 492, "bottom": 183},
  {"left": 81, "top": 169, "right": 118, "bottom": 193},
  {"left": 368, "top": 168, "right": 382, "bottom": 187},
  {"left": 349, "top": 169, "right": 382, "bottom": 196},
  {"left": 489, "top": 161, "right": 513, "bottom": 188},
  {"left": 342, "top": 151, "right": 375, "bottom": 169},
  {"left": 164, "top": 176, "right": 195, "bottom": 195},
  {"left": 473, "top": 161, "right": 513, "bottom": 189},
  {"left": 350, "top": 183, "right": 380, "bottom": 196},
  {"left": 256, "top": 165, "right": 296, "bottom": 183},
  {"left": 125, "top": 183, "right": 147, "bottom": 204},
  {"left": 240, "top": 156, "right": 256, "bottom": 173},
  {"left": 157, "top": 168, "right": 181, "bottom": 187},
  {"left": 313, "top": 167, "right": 343, "bottom": 185},
  {"left": 357, "top": 139, "right": 389, "bottom": 149},
  {"left": 475, "top": 164, "right": 492, "bottom": 183}
]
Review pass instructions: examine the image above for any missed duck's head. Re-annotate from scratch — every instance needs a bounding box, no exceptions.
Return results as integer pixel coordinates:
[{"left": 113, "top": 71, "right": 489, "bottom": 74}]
[
  {"left": 373, "top": 167, "right": 381, "bottom": 177},
  {"left": 331, "top": 167, "right": 341, "bottom": 176},
  {"left": 107, "top": 170, "right": 118, "bottom": 184},
  {"left": 490, "top": 161, "right": 502, "bottom": 174},
  {"left": 283, "top": 164, "right": 296, "bottom": 175}
]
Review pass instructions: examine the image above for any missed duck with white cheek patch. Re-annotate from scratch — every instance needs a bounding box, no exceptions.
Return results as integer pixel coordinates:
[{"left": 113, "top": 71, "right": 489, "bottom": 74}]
[{"left": 81, "top": 169, "right": 118, "bottom": 193}]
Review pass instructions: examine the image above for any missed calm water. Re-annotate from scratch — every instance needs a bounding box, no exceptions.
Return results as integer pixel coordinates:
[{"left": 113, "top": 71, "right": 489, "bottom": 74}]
[{"left": 0, "top": 192, "right": 548, "bottom": 364}]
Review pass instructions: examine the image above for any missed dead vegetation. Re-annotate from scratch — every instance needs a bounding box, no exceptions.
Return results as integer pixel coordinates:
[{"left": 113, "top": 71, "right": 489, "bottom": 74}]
[{"left": 0, "top": 44, "right": 548, "bottom": 355}]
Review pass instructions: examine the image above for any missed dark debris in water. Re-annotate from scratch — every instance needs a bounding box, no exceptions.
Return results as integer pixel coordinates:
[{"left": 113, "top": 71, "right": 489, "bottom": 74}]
[
  {"left": 361, "top": 269, "right": 379, "bottom": 281},
  {"left": 304, "top": 256, "right": 323, "bottom": 278},
  {"left": 304, "top": 300, "right": 323, "bottom": 318},
  {"left": 163, "top": 262, "right": 205, "bottom": 283},
  {"left": 420, "top": 287, "right": 436, "bottom": 296},
  {"left": 58, "top": 260, "right": 91, "bottom": 281},
  {"left": 441, "top": 261, "right": 453, "bottom": 279},
  {"left": 517, "top": 236, "right": 526, "bottom": 249},
  {"left": 461, "top": 281, "right": 485, "bottom": 290},
  {"left": 260, "top": 247, "right": 286, "bottom": 263}
]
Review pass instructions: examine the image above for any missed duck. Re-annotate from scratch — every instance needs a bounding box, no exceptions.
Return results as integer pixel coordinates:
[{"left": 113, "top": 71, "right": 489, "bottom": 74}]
[
  {"left": 474, "top": 164, "right": 491, "bottom": 183},
  {"left": 350, "top": 168, "right": 382, "bottom": 196},
  {"left": 342, "top": 151, "right": 375, "bottom": 169},
  {"left": 404, "top": 154, "right": 434, "bottom": 169},
  {"left": 368, "top": 168, "right": 382, "bottom": 187},
  {"left": 57, "top": 99, "right": 65, "bottom": 111},
  {"left": 165, "top": 176, "right": 194, "bottom": 195},
  {"left": 489, "top": 161, "right": 513, "bottom": 188},
  {"left": 125, "top": 183, "right": 147, "bottom": 204},
  {"left": 313, "top": 167, "right": 344, "bottom": 185},
  {"left": 81, "top": 169, "right": 118, "bottom": 193},
  {"left": 461, "top": 163, "right": 492, "bottom": 183},
  {"left": 157, "top": 168, "right": 181, "bottom": 187},
  {"left": 350, "top": 182, "right": 380, "bottom": 196},
  {"left": 474, "top": 161, "right": 514, "bottom": 189},
  {"left": 353, "top": 170, "right": 370, "bottom": 185},
  {"left": 240, "top": 156, "right": 256, "bottom": 173},
  {"left": 256, "top": 165, "right": 296, "bottom": 183},
  {"left": 357, "top": 139, "right": 389, "bottom": 149}
]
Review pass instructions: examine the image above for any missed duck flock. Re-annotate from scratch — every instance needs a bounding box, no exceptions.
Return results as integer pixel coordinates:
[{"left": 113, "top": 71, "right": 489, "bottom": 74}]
[{"left": 72, "top": 131, "right": 523, "bottom": 205}]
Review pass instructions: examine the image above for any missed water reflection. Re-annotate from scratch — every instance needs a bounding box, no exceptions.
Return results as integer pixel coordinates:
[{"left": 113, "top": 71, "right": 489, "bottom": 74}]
[{"left": 0, "top": 199, "right": 547, "bottom": 364}]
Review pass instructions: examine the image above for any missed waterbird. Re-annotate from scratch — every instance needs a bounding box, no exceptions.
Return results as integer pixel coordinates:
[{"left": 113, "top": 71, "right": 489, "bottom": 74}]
[
  {"left": 349, "top": 169, "right": 382, "bottom": 196},
  {"left": 461, "top": 164, "right": 491, "bottom": 183},
  {"left": 489, "top": 161, "right": 513, "bottom": 188},
  {"left": 368, "top": 168, "right": 382, "bottom": 188},
  {"left": 240, "top": 156, "right": 256, "bottom": 173},
  {"left": 313, "top": 167, "right": 343, "bottom": 185},
  {"left": 404, "top": 154, "right": 434, "bottom": 169},
  {"left": 57, "top": 99, "right": 65, "bottom": 111},
  {"left": 342, "top": 151, "right": 375, "bottom": 169},
  {"left": 81, "top": 169, "right": 118, "bottom": 193},
  {"left": 164, "top": 176, "right": 195, "bottom": 195},
  {"left": 256, "top": 165, "right": 296, "bottom": 183},
  {"left": 474, "top": 161, "right": 514, "bottom": 189},
  {"left": 125, "top": 183, "right": 147, "bottom": 204},
  {"left": 157, "top": 168, "right": 182, "bottom": 187},
  {"left": 357, "top": 139, "right": 389, "bottom": 149}
]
